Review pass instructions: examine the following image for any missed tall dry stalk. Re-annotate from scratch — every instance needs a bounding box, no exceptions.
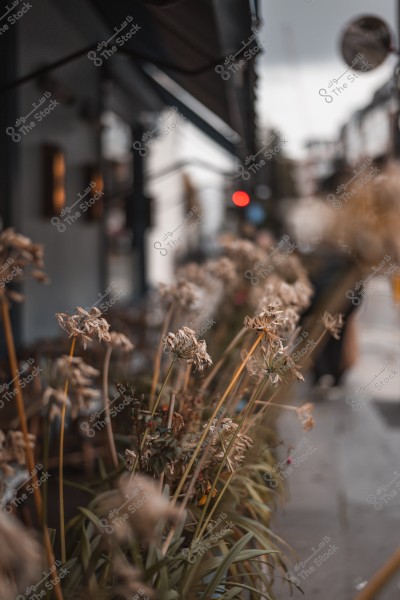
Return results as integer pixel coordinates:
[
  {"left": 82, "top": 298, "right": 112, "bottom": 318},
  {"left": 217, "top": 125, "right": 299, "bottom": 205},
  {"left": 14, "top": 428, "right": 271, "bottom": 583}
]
[
  {"left": 149, "top": 304, "right": 174, "bottom": 409},
  {"left": 131, "top": 361, "right": 174, "bottom": 475},
  {"left": 59, "top": 337, "right": 76, "bottom": 564},
  {"left": 171, "top": 332, "right": 264, "bottom": 504},
  {"left": 200, "top": 326, "right": 246, "bottom": 390},
  {"left": 194, "top": 374, "right": 269, "bottom": 540},
  {"left": 1, "top": 298, "right": 64, "bottom": 600},
  {"left": 102, "top": 345, "right": 118, "bottom": 469}
]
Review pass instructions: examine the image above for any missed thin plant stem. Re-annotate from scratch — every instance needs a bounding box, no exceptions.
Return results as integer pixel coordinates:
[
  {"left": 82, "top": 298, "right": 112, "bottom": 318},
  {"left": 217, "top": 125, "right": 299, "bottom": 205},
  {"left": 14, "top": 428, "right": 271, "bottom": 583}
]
[
  {"left": 194, "top": 375, "right": 268, "bottom": 540},
  {"left": 103, "top": 345, "right": 118, "bottom": 469},
  {"left": 161, "top": 432, "right": 213, "bottom": 556},
  {"left": 201, "top": 327, "right": 246, "bottom": 391},
  {"left": 196, "top": 472, "right": 234, "bottom": 543},
  {"left": 150, "top": 304, "right": 174, "bottom": 409},
  {"left": 0, "top": 297, "right": 64, "bottom": 600},
  {"left": 59, "top": 336, "right": 76, "bottom": 564},
  {"left": 242, "top": 386, "right": 280, "bottom": 435},
  {"left": 42, "top": 401, "right": 51, "bottom": 529},
  {"left": 132, "top": 361, "right": 174, "bottom": 475},
  {"left": 254, "top": 401, "right": 297, "bottom": 410},
  {"left": 144, "top": 361, "right": 174, "bottom": 446},
  {"left": 172, "top": 332, "right": 264, "bottom": 504},
  {"left": 353, "top": 548, "right": 400, "bottom": 600},
  {"left": 182, "top": 363, "right": 191, "bottom": 392},
  {"left": 159, "top": 392, "right": 175, "bottom": 492},
  {"left": 179, "top": 471, "right": 236, "bottom": 599},
  {"left": 246, "top": 329, "right": 328, "bottom": 432}
]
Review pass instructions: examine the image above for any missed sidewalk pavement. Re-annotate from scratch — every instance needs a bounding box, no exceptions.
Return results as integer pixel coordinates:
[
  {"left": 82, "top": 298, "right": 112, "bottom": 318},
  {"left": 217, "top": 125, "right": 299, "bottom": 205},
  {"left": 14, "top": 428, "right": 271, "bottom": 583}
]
[{"left": 272, "top": 277, "right": 400, "bottom": 600}]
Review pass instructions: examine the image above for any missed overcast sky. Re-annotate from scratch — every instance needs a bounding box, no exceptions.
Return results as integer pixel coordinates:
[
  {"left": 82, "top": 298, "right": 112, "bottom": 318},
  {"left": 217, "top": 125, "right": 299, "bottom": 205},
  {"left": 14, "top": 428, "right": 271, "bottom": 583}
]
[{"left": 257, "top": 0, "right": 397, "bottom": 157}]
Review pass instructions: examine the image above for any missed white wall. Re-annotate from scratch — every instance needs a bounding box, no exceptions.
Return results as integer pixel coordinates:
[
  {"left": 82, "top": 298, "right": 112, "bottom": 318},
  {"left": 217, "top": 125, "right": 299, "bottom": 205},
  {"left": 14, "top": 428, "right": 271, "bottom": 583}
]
[
  {"left": 15, "top": 0, "right": 103, "bottom": 344},
  {"left": 147, "top": 117, "right": 235, "bottom": 287}
]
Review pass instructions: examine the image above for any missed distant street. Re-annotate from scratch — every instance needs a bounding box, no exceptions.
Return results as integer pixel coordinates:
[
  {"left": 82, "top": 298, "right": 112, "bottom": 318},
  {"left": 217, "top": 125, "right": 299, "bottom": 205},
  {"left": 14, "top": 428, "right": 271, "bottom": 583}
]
[{"left": 273, "top": 277, "right": 400, "bottom": 600}]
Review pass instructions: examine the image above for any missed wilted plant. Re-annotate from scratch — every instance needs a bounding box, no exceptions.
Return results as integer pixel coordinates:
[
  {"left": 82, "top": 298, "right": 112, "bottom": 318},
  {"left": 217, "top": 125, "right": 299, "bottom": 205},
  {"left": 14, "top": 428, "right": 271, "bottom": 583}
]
[{"left": 0, "top": 228, "right": 349, "bottom": 600}]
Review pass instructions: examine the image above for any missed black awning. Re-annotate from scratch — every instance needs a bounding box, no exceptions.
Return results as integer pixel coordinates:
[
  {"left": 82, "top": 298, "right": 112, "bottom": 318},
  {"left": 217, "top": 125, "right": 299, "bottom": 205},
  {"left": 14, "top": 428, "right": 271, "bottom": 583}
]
[
  {"left": 1, "top": 0, "right": 258, "bottom": 160},
  {"left": 88, "top": 0, "right": 258, "bottom": 158}
]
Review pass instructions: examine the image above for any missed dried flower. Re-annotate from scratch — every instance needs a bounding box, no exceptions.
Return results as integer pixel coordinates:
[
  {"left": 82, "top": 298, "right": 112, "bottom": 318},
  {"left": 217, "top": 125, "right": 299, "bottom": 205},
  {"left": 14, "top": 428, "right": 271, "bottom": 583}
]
[
  {"left": 6, "top": 431, "right": 36, "bottom": 465},
  {"left": 296, "top": 403, "right": 315, "bottom": 431},
  {"left": 56, "top": 306, "right": 111, "bottom": 348},
  {"left": 260, "top": 276, "right": 313, "bottom": 313},
  {"left": 205, "top": 257, "right": 238, "bottom": 286},
  {"left": 221, "top": 238, "right": 267, "bottom": 269},
  {"left": 322, "top": 312, "right": 344, "bottom": 340},
  {"left": 124, "top": 449, "right": 137, "bottom": 470},
  {"left": 0, "top": 430, "right": 36, "bottom": 477},
  {"left": 108, "top": 331, "right": 135, "bottom": 353},
  {"left": 0, "top": 228, "right": 49, "bottom": 303},
  {"left": 245, "top": 345, "right": 303, "bottom": 384},
  {"left": 176, "top": 262, "right": 210, "bottom": 287},
  {"left": 244, "top": 305, "right": 288, "bottom": 344},
  {"left": 206, "top": 417, "right": 254, "bottom": 470},
  {"left": 55, "top": 355, "right": 100, "bottom": 384},
  {"left": 96, "top": 473, "right": 182, "bottom": 545},
  {"left": 163, "top": 326, "right": 212, "bottom": 371},
  {"left": 0, "top": 512, "right": 42, "bottom": 600},
  {"left": 43, "top": 356, "right": 100, "bottom": 418},
  {"left": 158, "top": 279, "right": 201, "bottom": 311}
]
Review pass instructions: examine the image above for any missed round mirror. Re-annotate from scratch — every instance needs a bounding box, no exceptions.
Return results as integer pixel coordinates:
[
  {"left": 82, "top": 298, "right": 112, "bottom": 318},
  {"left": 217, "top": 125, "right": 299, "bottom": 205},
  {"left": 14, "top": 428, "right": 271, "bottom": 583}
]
[{"left": 341, "top": 15, "right": 393, "bottom": 72}]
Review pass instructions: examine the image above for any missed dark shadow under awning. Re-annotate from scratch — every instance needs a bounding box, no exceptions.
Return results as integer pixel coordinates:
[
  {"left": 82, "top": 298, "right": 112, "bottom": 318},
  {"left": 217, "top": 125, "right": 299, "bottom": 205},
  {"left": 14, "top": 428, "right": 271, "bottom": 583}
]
[
  {"left": 0, "top": 0, "right": 259, "bottom": 161},
  {"left": 88, "top": 0, "right": 259, "bottom": 159}
]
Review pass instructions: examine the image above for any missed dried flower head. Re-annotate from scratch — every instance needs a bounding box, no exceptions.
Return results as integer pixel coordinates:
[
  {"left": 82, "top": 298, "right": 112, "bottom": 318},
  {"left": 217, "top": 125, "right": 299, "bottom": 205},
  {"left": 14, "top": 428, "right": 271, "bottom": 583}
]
[
  {"left": 244, "top": 305, "right": 288, "bottom": 344},
  {"left": 206, "top": 417, "right": 254, "bottom": 471},
  {"left": 55, "top": 355, "right": 100, "bottom": 384},
  {"left": 96, "top": 473, "right": 181, "bottom": 545},
  {"left": 260, "top": 276, "right": 313, "bottom": 313},
  {"left": 108, "top": 331, "right": 135, "bottom": 353},
  {"left": 56, "top": 306, "right": 111, "bottom": 348},
  {"left": 158, "top": 279, "right": 201, "bottom": 311},
  {"left": 0, "top": 228, "right": 49, "bottom": 303},
  {"left": 0, "top": 430, "right": 36, "bottom": 478},
  {"left": 0, "top": 512, "right": 42, "bottom": 600},
  {"left": 245, "top": 345, "right": 303, "bottom": 384},
  {"left": 124, "top": 449, "right": 137, "bottom": 470},
  {"left": 176, "top": 262, "right": 210, "bottom": 288},
  {"left": 322, "top": 311, "right": 344, "bottom": 340},
  {"left": 221, "top": 238, "right": 267, "bottom": 269},
  {"left": 296, "top": 403, "right": 315, "bottom": 431},
  {"left": 205, "top": 256, "right": 238, "bottom": 286},
  {"left": 328, "top": 165, "right": 400, "bottom": 265},
  {"left": 43, "top": 356, "right": 100, "bottom": 419},
  {"left": 6, "top": 431, "right": 36, "bottom": 466},
  {"left": 163, "top": 326, "right": 212, "bottom": 371}
]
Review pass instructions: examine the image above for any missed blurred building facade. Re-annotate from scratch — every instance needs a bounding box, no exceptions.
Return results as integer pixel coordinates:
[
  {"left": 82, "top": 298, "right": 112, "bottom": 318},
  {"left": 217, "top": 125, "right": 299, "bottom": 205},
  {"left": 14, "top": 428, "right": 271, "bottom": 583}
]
[{"left": 0, "top": 0, "right": 260, "bottom": 346}]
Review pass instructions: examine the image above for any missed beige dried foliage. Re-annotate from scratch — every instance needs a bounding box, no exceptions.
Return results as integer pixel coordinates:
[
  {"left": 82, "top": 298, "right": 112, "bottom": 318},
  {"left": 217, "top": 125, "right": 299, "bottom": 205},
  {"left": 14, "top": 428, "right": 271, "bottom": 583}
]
[
  {"left": 296, "top": 403, "right": 315, "bottom": 431},
  {"left": 163, "top": 326, "right": 212, "bottom": 371},
  {"left": 0, "top": 429, "right": 36, "bottom": 476},
  {"left": 56, "top": 306, "right": 111, "bottom": 348},
  {"left": 158, "top": 279, "right": 201, "bottom": 310},
  {"left": 108, "top": 331, "right": 135, "bottom": 352},
  {"left": 0, "top": 228, "right": 49, "bottom": 303},
  {"left": 322, "top": 311, "right": 344, "bottom": 340},
  {"left": 96, "top": 473, "right": 182, "bottom": 545},
  {"left": 0, "top": 512, "right": 42, "bottom": 600}
]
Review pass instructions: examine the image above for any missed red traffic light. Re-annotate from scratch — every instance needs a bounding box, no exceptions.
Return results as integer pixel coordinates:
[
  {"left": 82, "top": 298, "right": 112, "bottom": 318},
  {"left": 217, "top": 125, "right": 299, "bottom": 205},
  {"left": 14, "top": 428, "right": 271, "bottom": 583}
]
[{"left": 232, "top": 190, "right": 250, "bottom": 207}]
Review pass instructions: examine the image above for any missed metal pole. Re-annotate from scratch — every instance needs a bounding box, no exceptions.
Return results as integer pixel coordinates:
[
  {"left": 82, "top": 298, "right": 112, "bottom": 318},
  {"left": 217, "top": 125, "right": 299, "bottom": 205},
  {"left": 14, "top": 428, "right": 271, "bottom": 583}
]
[{"left": 128, "top": 124, "right": 148, "bottom": 296}]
